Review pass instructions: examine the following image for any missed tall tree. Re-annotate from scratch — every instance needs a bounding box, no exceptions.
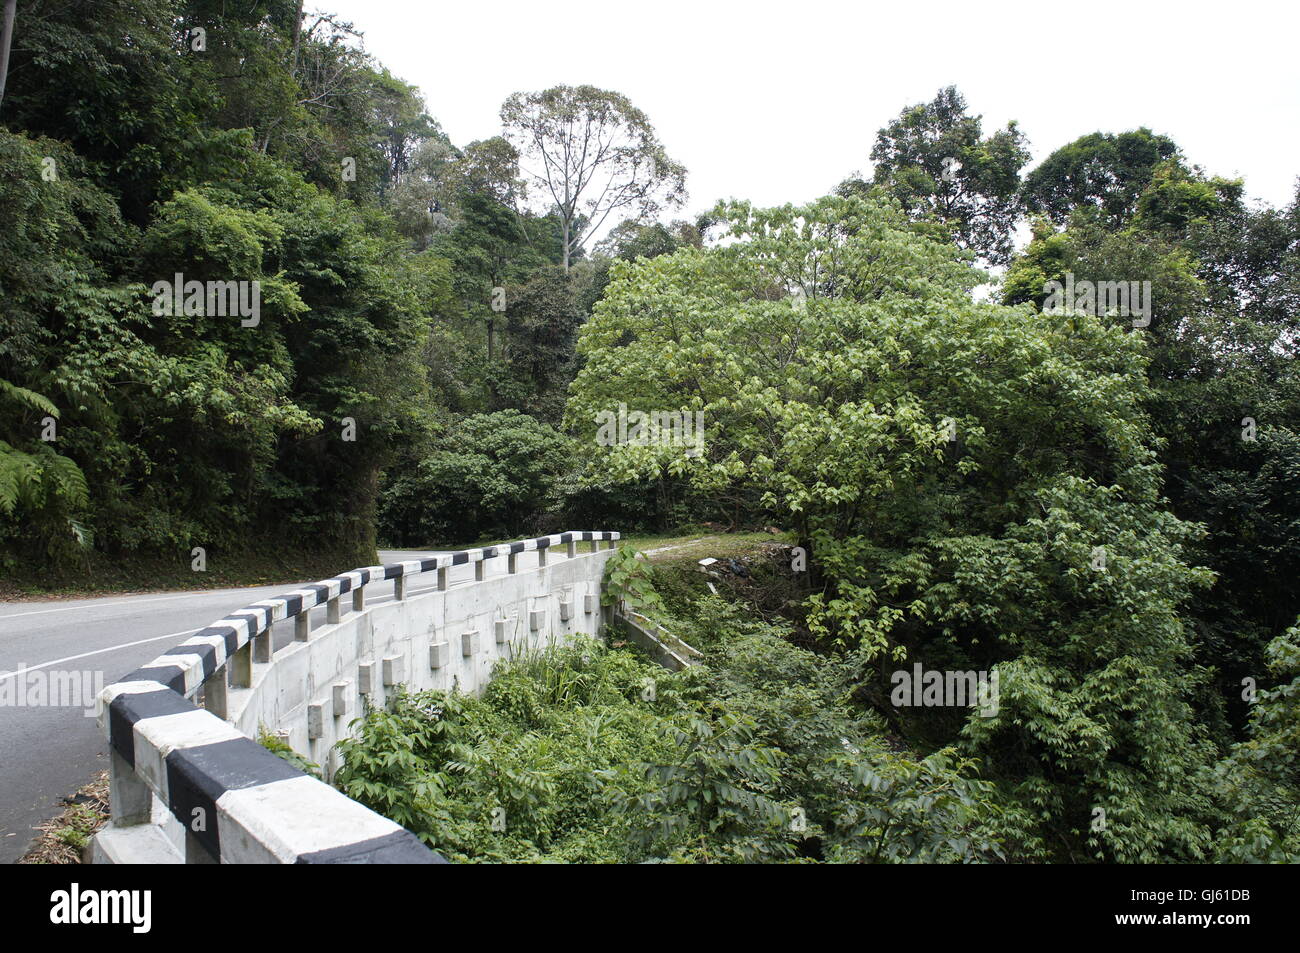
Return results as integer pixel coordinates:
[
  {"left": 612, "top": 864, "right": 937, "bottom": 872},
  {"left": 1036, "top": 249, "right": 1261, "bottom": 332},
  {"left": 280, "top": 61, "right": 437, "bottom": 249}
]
[
  {"left": 1003, "top": 160, "right": 1300, "bottom": 741},
  {"left": 867, "top": 86, "right": 1030, "bottom": 265},
  {"left": 501, "top": 85, "right": 686, "bottom": 270},
  {"left": 568, "top": 194, "right": 1219, "bottom": 860},
  {"left": 1021, "top": 128, "right": 1180, "bottom": 227},
  {"left": 0, "top": 0, "right": 16, "bottom": 110}
]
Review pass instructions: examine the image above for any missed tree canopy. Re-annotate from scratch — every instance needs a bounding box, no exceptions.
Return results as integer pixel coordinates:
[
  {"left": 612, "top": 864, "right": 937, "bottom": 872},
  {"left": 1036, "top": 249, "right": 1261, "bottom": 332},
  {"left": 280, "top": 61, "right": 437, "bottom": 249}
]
[{"left": 2, "top": 6, "right": 1297, "bottom": 866}]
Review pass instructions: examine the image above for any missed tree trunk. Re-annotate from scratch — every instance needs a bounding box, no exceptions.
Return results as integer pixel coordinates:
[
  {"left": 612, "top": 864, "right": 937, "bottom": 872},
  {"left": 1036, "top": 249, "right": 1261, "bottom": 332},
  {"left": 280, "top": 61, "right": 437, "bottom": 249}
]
[
  {"left": 0, "top": 0, "right": 18, "bottom": 113},
  {"left": 289, "top": 0, "right": 304, "bottom": 74}
]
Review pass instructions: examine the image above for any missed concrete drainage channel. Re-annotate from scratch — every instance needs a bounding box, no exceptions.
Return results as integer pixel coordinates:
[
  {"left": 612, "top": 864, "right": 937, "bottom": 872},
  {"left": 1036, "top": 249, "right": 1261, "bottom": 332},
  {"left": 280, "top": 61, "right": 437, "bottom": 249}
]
[
  {"left": 613, "top": 610, "right": 702, "bottom": 671},
  {"left": 92, "top": 531, "right": 620, "bottom": 864}
]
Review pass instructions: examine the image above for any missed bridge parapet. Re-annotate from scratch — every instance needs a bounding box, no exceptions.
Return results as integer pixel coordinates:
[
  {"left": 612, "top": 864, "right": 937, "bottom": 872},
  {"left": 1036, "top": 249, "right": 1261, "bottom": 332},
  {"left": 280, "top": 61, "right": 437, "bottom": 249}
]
[{"left": 92, "top": 531, "right": 620, "bottom": 864}]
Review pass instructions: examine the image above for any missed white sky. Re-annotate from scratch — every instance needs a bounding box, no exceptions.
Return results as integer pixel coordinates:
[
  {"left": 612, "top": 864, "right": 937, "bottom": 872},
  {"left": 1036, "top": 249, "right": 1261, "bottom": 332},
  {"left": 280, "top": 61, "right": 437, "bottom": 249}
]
[{"left": 325, "top": 0, "right": 1299, "bottom": 231}]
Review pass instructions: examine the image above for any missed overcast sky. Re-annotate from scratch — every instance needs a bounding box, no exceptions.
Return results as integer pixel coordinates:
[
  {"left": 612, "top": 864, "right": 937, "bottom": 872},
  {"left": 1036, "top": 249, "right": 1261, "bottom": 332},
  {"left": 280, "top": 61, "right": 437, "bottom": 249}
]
[{"left": 324, "top": 0, "right": 1298, "bottom": 227}]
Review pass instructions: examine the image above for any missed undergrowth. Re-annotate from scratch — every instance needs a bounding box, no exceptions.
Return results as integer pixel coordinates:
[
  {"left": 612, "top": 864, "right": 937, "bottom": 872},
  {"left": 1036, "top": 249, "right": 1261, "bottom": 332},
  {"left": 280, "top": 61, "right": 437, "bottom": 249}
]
[{"left": 334, "top": 600, "right": 1005, "bottom": 863}]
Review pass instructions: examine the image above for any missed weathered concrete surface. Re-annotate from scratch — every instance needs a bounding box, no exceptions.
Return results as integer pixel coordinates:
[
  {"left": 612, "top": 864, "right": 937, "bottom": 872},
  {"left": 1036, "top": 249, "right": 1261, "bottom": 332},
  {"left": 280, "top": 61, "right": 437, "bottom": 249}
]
[
  {"left": 614, "top": 610, "right": 702, "bottom": 671},
  {"left": 229, "top": 546, "right": 615, "bottom": 779},
  {"left": 88, "top": 539, "right": 616, "bottom": 863}
]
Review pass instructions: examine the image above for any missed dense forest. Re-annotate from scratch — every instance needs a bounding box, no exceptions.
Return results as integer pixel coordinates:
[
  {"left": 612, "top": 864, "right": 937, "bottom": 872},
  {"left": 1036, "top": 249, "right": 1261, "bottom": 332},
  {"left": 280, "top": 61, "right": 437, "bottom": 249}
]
[{"left": 2, "top": 2, "right": 1298, "bottom": 863}]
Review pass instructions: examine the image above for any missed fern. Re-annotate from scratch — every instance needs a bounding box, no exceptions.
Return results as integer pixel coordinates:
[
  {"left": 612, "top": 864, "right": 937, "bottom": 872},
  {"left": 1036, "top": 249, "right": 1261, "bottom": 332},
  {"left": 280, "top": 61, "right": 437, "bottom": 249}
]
[
  {"left": 0, "top": 440, "right": 92, "bottom": 560},
  {"left": 43, "top": 447, "right": 89, "bottom": 509},
  {"left": 0, "top": 379, "right": 59, "bottom": 418},
  {"left": 0, "top": 441, "right": 88, "bottom": 515},
  {"left": 0, "top": 443, "right": 36, "bottom": 514}
]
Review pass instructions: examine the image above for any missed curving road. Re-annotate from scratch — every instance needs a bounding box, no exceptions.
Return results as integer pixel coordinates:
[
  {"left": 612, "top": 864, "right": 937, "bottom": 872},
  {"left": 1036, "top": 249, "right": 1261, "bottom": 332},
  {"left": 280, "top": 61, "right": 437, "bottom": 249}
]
[{"left": 0, "top": 549, "right": 486, "bottom": 863}]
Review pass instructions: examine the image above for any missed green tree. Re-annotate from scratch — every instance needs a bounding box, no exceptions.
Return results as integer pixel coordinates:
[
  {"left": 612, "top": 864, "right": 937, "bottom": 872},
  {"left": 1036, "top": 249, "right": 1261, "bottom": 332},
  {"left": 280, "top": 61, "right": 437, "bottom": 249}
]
[
  {"left": 1003, "top": 166, "right": 1300, "bottom": 739},
  {"left": 618, "top": 713, "right": 798, "bottom": 863},
  {"left": 492, "top": 266, "right": 585, "bottom": 422},
  {"left": 1209, "top": 619, "right": 1300, "bottom": 861},
  {"left": 568, "top": 194, "right": 1218, "bottom": 860},
  {"left": 501, "top": 85, "right": 687, "bottom": 270},
  {"left": 1021, "top": 129, "right": 1180, "bottom": 227},
  {"left": 866, "top": 86, "right": 1030, "bottom": 264},
  {"left": 378, "top": 410, "right": 571, "bottom": 545}
]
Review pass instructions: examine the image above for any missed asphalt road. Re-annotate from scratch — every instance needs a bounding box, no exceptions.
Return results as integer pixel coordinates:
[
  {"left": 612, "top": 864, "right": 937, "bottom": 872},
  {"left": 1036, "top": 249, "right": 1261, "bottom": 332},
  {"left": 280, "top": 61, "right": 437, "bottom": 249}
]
[{"left": 0, "top": 549, "right": 488, "bottom": 864}]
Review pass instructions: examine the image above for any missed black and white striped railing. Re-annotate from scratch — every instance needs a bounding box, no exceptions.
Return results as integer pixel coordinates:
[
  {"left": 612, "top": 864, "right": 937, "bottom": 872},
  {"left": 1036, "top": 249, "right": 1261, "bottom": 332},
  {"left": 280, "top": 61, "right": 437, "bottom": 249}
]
[{"left": 95, "top": 531, "right": 620, "bottom": 864}]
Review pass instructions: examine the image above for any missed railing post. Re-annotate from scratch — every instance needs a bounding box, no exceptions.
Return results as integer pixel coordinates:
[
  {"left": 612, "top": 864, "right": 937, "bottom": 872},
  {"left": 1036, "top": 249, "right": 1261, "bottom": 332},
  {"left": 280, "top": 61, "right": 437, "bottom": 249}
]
[
  {"left": 508, "top": 553, "right": 518, "bottom": 574},
  {"left": 605, "top": 537, "right": 616, "bottom": 550},
  {"left": 589, "top": 538, "right": 599, "bottom": 553},
  {"left": 538, "top": 546, "right": 548, "bottom": 567},
  {"left": 394, "top": 575, "right": 406, "bottom": 600},
  {"left": 108, "top": 750, "right": 151, "bottom": 827},
  {"left": 475, "top": 559, "right": 485, "bottom": 581},
  {"left": 353, "top": 585, "right": 365, "bottom": 613},
  {"left": 253, "top": 625, "right": 274, "bottom": 663},
  {"left": 327, "top": 595, "right": 340, "bottom": 624},
  {"left": 204, "top": 666, "right": 229, "bottom": 719},
  {"left": 231, "top": 641, "right": 252, "bottom": 688},
  {"left": 185, "top": 830, "right": 217, "bottom": 864},
  {"left": 295, "top": 611, "right": 310, "bottom": 641},
  {"left": 437, "top": 567, "right": 448, "bottom": 591},
  {"left": 567, "top": 539, "right": 577, "bottom": 558}
]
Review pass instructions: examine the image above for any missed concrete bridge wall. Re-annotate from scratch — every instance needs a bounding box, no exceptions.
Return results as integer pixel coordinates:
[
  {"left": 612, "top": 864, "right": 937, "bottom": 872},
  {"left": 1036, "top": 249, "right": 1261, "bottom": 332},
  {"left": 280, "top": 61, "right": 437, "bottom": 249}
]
[{"left": 91, "top": 532, "right": 619, "bottom": 864}]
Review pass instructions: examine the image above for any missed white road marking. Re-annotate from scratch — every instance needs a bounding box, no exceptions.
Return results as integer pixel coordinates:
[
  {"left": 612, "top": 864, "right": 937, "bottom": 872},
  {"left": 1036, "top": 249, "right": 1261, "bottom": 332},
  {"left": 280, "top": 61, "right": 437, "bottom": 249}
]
[
  {"left": 0, "top": 590, "right": 257, "bottom": 622},
  {"left": 0, "top": 628, "right": 202, "bottom": 683},
  {"left": 0, "top": 551, "right": 468, "bottom": 624}
]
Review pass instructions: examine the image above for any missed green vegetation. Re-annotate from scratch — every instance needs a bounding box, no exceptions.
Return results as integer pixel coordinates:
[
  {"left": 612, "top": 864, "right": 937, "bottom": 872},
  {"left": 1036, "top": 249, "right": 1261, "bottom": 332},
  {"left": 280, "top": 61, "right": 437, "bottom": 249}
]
[
  {"left": 17, "top": 771, "right": 110, "bottom": 865},
  {"left": 337, "top": 605, "right": 1002, "bottom": 864},
  {"left": 0, "top": 2, "right": 690, "bottom": 585},
  {"left": 3, "top": 4, "right": 1296, "bottom": 864},
  {"left": 600, "top": 544, "right": 667, "bottom": 615},
  {"left": 258, "top": 726, "right": 322, "bottom": 779}
]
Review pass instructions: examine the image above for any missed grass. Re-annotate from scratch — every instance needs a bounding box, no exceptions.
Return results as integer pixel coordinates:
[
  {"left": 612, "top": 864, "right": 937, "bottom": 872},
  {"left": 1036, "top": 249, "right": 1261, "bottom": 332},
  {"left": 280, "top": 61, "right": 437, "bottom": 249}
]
[
  {"left": 630, "top": 530, "right": 794, "bottom": 563},
  {"left": 18, "top": 771, "right": 110, "bottom": 865}
]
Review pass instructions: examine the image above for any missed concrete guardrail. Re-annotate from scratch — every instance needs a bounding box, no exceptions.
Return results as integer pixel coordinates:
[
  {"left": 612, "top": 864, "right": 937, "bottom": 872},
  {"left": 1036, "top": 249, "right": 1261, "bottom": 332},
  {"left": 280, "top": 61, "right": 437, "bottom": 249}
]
[{"left": 92, "top": 531, "right": 620, "bottom": 864}]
